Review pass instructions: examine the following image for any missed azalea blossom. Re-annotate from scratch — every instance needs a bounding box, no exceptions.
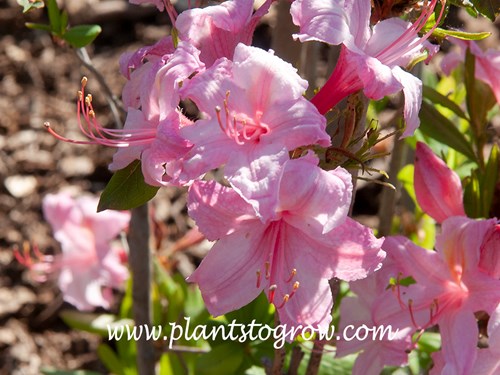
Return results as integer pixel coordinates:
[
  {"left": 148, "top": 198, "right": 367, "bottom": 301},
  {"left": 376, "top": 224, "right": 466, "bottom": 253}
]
[
  {"left": 47, "top": 42, "right": 204, "bottom": 186},
  {"left": 178, "top": 43, "right": 330, "bottom": 218},
  {"left": 414, "top": 141, "right": 466, "bottom": 222},
  {"left": 441, "top": 38, "right": 500, "bottom": 103},
  {"left": 291, "top": 0, "right": 442, "bottom": 137},
  {"left": 382, "top": 216, "right": 500, "bottom": 375},
  {"left": 17, "top": 193, "right": 131, "bottom": 311},
  {"left": 175, "top": 0, "right": 273, "bottom": 66},
  {"left": 187, "top": 155, "right": 385, "bottom": 332}
]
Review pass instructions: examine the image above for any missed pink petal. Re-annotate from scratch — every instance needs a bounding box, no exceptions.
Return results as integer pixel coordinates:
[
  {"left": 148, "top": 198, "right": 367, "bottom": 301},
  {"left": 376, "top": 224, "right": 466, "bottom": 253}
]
[
  {"left": 225, "top": 144, "right": 289, "bottom": 221},
  {"left": 290, "top": 0, "right": 350, "bottom": 45},
  {"left": 438, "top": 309, "right": 478, "bottom": 375},
  {"left": 279, "top": 159, "right": 353, "bottom": 235},
  {"left": 343, "top": 0, "right": 372, "bottom": 49},
  {"left": 479, "top": 223, "right": 500, "bottom": 278},
  {"left": 414, "top": 142, "right": 465, "bottom": 222},
  {"left": 392, "top": 66, "right": 422, "bottom": 137},
  {"left": 187, "top": 222, "right": 268, "bottom": 317},
  {"left": 175, "top": 0, "right": 258, "bottom": 66},
  {"left": 436, "top": 216, "right": 495, "bottom": 273},
  {"left": 187, "top": 181, "right": 256, "bottom": 241}
]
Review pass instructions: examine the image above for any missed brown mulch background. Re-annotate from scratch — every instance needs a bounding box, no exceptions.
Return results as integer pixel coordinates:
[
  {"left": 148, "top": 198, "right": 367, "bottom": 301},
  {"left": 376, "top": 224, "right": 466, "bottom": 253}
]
[{"left": 1, "top": 0, "right": 499, "bottom": 374}]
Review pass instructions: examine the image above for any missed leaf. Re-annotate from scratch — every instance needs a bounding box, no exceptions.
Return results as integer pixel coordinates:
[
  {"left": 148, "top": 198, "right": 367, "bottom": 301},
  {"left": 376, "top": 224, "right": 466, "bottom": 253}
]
[
  {"left": 63, "top": 25, "right": 102, "bottom": 48},
  {"left": 470, "top": 0, "right": 500, "bottom": 20},
  {"left": 97, "top": 343, "right": 125, "bottom": 375},
  {"left": 98, "top": 160, "right": 159, "bottom": 212},
  {"left": 464, "top": 49, "right": 497, "bottom": 135},
  {"left": 17, "top": 0, "right": 44, "bottom": 13},
  {"left": 25, "top": 22, "right": 52, "bottom": 32},
  {"left": 422, "top": 85, "right": 468, "bottom": 120},
  {"left": 196, "top": 343, "right": 245, "bottom": 375},
  {"left": 480, "top": 144, "right": 499, "bottom": 216},
  {"left": 60, "top": 309, "right": 133, "bottom": 337},
  {"left": 431, "top": 28, "right": 491, "bottom": 41},
  {"left": 46, "top": 0, "right": 62, "bottom": 36},
  {"left": 463, "top": 170, "right": 482, "bottom": 218},
  {"left": 419, "top": 101, "right": 477, "bottom": 162}
]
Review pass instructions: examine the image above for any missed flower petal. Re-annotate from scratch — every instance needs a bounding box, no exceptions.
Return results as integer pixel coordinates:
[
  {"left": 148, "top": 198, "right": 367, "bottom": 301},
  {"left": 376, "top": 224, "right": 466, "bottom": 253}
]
[{"left": 414, "top": 142, "right": 465, "bottom": 221}]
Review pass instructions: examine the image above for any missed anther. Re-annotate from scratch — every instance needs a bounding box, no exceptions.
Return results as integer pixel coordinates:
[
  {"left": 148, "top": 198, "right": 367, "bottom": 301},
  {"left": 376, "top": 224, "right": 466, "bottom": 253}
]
[
  {"left": 256, "top": 270, "right": 261, "bottom": 288},
  {"left": 265, "top": 261, "right": 271, "bottom": 279},
  {"left": 276, "top": 294, "right": 289, "bottom": 309},
  {"left": 285, "top": 268, "right": 297, "bottom": 283},
  {"left": 81, "top": 76, "right": 88, "bottom": 87}
]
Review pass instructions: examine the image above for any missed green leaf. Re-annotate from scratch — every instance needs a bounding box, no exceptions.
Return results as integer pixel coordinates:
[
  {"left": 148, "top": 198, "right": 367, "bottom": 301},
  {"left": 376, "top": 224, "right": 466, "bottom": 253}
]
[
  {"left": 419, "top": 101, "right": 477, "bottom": 162},
  {"left": 17, "top": 0, "right": 44, "bottom": 13},
  {"left": 60, "top": 10, "right": 69, "bottom": 34},
  {"left": 480, "top": 144, "right": 499, "bottom": 216},
  {"left": 196, "top": 343, "right": 245, "bottom": 375},
  {"left": 463, "top": 170, "right": 482, "bottom": 218},
  {"left": 63, "top": 24, "right": 102, "bottom": 48},
  {"left": 465, "top": 49, "right": 497, "bottom": 137},
  {"left": 46, "top": 0, "right": 62, "bottom": 35},
  {"left": 470, "top": 0, "right": 500, "bottom": 20},
  {"left": 431, "top": 28, "right": 491, "bottom": 41},
  {"left": 98, "top": 160, "right": 159, "bottom": 212},
  {"left": 422, "top": 86, "right": 468, "bottom": 120},
  {"left": 25, "top": 22, "right": 52, "bottom": 32},
  {"left": 60, "top": 309, "right": 133, "bottom": 337},
  {"left": 97, "top": 343, "right": 125, "bottom": 375}
]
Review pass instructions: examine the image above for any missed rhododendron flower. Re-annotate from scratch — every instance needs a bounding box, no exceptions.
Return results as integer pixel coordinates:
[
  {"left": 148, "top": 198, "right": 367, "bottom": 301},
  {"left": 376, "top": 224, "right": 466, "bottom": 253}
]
[
  {"left": 292, "top": 0, "right": 442, "bottom": 137},
  {"left": 441, "top": 38, "right": 500, "bottom": 103},
  {"left": 176, "top": 0, "right": 272, "bottom": 66},
  {"left": 187, "top": 155, "right": 385, "bottom": 332},
  {"left": 382, "top": 216, "right": 500, "bottom": 375},
  {"left": 178, "top": 43, "right": 330, "bottom": 217},
  {"left": 414, "top": 142, "right": 466, "bottom": 222},
  {"left": 27, "top": 193, "right": 131, "bottom": 311},
  {"left": 48, "top": 42, "right": 204, "bottom": 186}
]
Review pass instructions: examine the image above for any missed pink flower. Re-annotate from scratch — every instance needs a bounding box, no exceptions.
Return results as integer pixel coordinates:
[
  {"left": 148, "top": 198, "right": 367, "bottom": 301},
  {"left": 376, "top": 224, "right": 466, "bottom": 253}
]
[
  {"left": 178, "top": 43, "right": 330, "bottom": 218},
  {"left": 27, "top": 193, "right": 131, "bottom": 311},
  {"left": 175, "top": 0, "right": 273, "bottom": 66},
  {"left": 187, "top": 155, "right": 385, "bottom": 331},
  {"left": 441, "top": 39, "right": 500, "bottom": 104},
  {"left": 47, "top": 42, "right": 204, "bottom": 186},
  {"left": 414, "top": 141, "right": 466, "bottom": 223},
  {"left": 292, "top": 0, "right": 441, "bottom": 137},
  {"left": 382, "top": 216, "right": 500, "bottom": 375}
]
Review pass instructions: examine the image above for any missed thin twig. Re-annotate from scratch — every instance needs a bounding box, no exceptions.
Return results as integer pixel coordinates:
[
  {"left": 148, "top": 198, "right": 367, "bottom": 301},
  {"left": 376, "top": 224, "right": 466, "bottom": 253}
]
[
  {"left": 377, "top": 137, "right": 407, "bottom": 236},
  {"left": 271, "top": 314, "right": 286, "bottom": 375},
  {"left": 305, "top": 339, "right": 325, "bottom": 375},
  {"left": 75, "top": 47, "right": 125, "bottom": 128},
  {"left": 128, "top": 203, "right": 156, "bottom": 375}
]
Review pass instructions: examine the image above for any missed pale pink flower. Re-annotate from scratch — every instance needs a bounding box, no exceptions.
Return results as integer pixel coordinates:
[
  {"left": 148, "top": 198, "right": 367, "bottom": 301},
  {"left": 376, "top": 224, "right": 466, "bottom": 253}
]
[
  {"left": 187, "top": 155, "right": 385, "bottom": 332},
  {"left": 47, "top": 42, "right": 204, "bottom": 186},
  {"left": 175, "top": 0, "right": 273, "bottom": 66},
  {"left": 382, "top": 216, "right": 500, "bottom": 375},
  {"left": 292, "top": 0, "right": 442, "bottom": 137},
  {"left": 178, "top": 43, "right": 330, "bottom": 218},
  {"left": 414, "top": 141, "right": 466, "bottom": 223},
  {"left": 479, "top": 223, "right": 500, "bottom": 279},
  {"left": 30, "top": 193, "right": 131, "bottom": 311},
  {"left": 441, "top": 39, "right": 500, "bottom": 103}
]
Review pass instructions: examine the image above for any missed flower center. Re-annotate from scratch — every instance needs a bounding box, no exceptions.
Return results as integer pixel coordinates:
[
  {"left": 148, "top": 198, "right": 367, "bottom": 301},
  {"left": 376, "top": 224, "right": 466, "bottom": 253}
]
[{"left": 215, "top": 91, "right": 270, "bottom": 145}]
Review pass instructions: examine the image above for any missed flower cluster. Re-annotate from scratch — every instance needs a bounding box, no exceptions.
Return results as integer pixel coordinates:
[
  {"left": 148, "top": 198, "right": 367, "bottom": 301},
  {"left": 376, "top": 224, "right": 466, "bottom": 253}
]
[
  {"left": 337, "top": 143, "right": 499, "bottom": 374},
  {"left": 39, "top": 0, "right": 500, "bottom": 373}
]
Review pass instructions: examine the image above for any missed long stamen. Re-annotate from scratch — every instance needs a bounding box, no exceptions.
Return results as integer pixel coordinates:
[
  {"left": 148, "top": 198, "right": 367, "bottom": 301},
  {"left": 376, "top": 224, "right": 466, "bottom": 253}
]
[
  {"left": 376, "top": 0, "right": 444, "bottom": 66},
  {"left": 46, "top": 77, "right": 156, "bottom": 147},
  {"left": 408, "top": 299, "right": 420, "bottom": 329}
]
